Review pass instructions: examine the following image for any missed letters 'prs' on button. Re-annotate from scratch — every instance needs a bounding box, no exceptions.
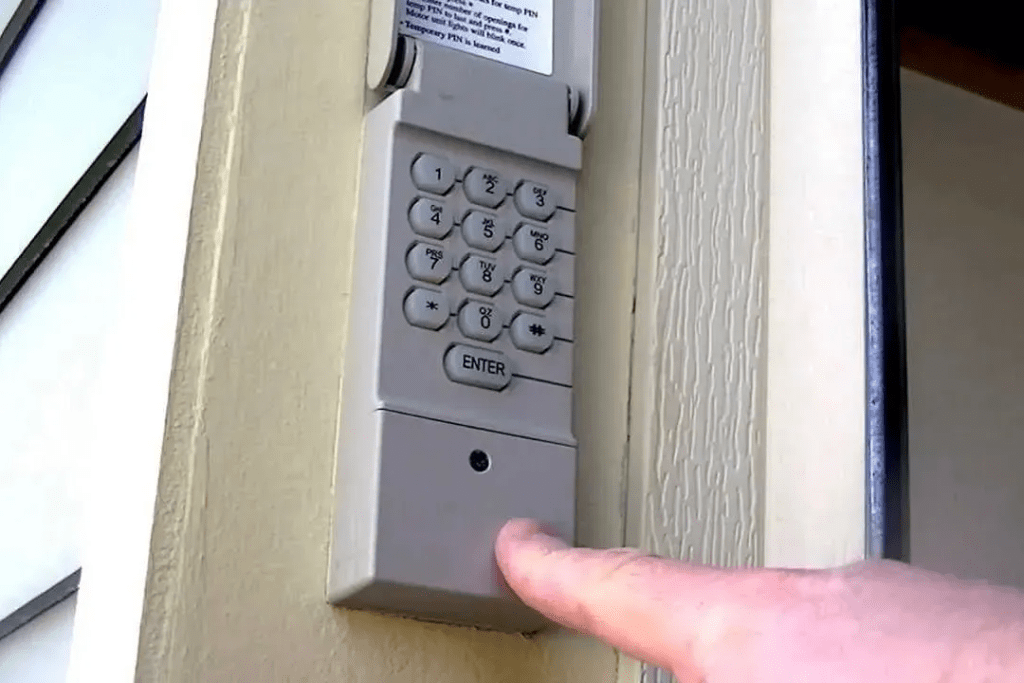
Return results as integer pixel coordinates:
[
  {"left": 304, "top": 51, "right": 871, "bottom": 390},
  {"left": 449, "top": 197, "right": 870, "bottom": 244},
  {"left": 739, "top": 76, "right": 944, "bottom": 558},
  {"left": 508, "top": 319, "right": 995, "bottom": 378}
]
[{"left": 443, "top": 345, "right": 512, "bottom": 391}]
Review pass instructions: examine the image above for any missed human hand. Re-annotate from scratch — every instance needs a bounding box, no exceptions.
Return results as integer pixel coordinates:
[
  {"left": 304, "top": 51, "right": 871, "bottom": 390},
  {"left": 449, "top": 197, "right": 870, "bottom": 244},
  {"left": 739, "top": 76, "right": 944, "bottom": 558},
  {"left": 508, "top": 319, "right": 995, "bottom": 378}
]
[{"left": 495, "top": 519, "right": 1024, "bottom": 683}]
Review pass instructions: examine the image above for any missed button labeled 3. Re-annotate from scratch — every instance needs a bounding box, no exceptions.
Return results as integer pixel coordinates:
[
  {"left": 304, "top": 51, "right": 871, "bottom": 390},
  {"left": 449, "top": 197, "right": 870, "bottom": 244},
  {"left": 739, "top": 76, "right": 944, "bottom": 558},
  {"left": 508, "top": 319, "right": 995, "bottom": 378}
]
[
  {"left": 462, "top": 211, "right": 504, "bottom": 252},
  {"left": 512, "top": 268, "right": 554, "bottom": 308},
  {"left": 444, "top": 344, "right": 512, "bottom": 390},
  {"left": 406, "top": 242, "right": 451, "bottom": 283},
  {"left": 411, "top": 153, "right": 455, "bottom": 195},
  {"left": 460, "top": 254, "right": 504, "bottom": 296},
  {"left": 404, "top": 288, "right": 449, "bottom": 329},
  {"left": 513, "top": 223, "right": 555, "bottom": 264},
  {"left": 514, "top": 181, "right": 556, "bottom": 221},
  {"left": 463, "top": 167, "right": 507, "bottom": 208},
  {"left": 510, "top": 312, "right": 554, "bottom": 353},
  {"left": 409, "top": 197, "right": 452, "bottom": 238},
  {"left": 458, "top": 301, "right": 502, "bottom": 342}
]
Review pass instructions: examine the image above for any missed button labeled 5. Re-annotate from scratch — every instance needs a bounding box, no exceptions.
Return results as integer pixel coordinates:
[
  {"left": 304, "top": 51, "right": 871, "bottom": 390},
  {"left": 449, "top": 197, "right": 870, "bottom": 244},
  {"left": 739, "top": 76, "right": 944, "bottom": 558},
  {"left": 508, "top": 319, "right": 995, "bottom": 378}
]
[{"left": 462, "top": 211, "right": 504, "bottom": 252}]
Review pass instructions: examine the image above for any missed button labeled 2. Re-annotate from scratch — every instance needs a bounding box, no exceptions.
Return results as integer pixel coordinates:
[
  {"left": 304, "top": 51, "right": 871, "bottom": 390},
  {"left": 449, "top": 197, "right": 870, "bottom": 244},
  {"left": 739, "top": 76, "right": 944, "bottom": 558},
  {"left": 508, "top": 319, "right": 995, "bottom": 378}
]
[{"left": 444, "top": 344, "right": 512, "bottom": 390}]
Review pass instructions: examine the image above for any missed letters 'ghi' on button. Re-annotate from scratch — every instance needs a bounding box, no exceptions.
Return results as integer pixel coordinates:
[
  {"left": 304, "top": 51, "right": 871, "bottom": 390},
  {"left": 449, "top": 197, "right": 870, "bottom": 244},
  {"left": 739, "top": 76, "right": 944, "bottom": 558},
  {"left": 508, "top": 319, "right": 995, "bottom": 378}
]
[
  {"left": 444, "top": 345, "right": 512, "bottom": 390},
  {"left": 409, "top": 197, "right": 453, "bottom": 238}
]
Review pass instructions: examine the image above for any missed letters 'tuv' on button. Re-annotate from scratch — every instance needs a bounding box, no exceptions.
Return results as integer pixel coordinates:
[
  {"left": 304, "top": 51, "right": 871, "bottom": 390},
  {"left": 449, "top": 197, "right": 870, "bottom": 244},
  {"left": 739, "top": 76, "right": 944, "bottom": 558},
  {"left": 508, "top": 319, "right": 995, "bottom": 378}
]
[{"left": 443, "top": 344, "right": 512, "bottom": 391}]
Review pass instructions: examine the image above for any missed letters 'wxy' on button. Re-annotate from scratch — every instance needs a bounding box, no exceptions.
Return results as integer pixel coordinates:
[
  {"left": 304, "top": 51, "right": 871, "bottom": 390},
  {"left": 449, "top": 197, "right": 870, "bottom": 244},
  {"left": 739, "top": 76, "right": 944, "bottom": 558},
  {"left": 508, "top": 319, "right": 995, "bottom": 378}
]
[{"left": 443, "top": 345, "right": 512, "bottom": 391}]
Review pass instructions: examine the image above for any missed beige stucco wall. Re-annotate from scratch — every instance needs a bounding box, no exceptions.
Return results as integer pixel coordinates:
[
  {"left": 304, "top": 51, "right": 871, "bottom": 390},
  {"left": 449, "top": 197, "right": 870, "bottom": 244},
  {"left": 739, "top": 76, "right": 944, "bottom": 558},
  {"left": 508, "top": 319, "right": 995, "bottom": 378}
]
[
  {"left": 903, "top": 69, "right": 1024, "bottom": 589},
  {"left": 131, "top": 0, "right": 637, "bottom": 680}
]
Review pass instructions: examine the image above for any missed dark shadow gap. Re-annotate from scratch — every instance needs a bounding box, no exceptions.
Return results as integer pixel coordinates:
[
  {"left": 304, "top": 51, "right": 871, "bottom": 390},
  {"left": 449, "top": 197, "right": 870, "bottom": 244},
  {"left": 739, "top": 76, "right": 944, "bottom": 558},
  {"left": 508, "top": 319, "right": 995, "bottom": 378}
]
[{"left": 863, "top": 0, "right": 910, "bottom": 560}]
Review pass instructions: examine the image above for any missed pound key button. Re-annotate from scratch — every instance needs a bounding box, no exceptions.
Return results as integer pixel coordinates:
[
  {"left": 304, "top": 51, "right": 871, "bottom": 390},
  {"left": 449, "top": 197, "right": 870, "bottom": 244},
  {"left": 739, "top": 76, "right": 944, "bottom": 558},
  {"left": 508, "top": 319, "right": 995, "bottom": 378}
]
[{"left": 443, "top": 344, "right": 512, "bottom": 391}]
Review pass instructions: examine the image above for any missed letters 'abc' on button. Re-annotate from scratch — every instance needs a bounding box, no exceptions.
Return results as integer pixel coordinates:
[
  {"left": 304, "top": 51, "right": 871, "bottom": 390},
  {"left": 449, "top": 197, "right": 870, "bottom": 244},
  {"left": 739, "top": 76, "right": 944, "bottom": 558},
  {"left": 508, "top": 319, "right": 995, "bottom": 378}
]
[{"left": 444, "top": 345, "right": 512, "bottom": 391}]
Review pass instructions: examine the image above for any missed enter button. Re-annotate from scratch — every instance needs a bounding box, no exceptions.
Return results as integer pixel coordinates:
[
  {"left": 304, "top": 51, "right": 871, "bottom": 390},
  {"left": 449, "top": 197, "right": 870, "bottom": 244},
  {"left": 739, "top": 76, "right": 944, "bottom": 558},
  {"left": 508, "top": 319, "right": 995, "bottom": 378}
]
[{"left": 443, "top": 345, "right": 512, "bottom": 391}]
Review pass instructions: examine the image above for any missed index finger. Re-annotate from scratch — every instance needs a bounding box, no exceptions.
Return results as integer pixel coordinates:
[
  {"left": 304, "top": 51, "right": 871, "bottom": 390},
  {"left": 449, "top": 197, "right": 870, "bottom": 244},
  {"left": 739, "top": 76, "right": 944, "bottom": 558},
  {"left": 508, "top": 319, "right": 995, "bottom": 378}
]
[{"left": 495, "top": 519, "right": 787, "bottom": 674}]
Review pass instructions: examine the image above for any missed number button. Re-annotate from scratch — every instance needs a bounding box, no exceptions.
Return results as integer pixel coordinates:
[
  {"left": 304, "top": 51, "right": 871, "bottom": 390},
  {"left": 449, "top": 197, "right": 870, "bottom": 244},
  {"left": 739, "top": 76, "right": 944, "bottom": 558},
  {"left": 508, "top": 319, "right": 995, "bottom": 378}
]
[
  {"left": 458, "top": 301, "right": 502, "bottom": 342},
  {"left": 512, "top": 268, "right": 555, "bottom": 308},
  {"left": 462, "top": 210, "right": 504, "bottom": 252},
  {"left": 409, "top": 197, "right": 452, "bottom": 238},
  {"left": 513, "top": 223, "right": 555, "bottom": 264},
  {"left": 404, "top": 288, "right": 449, "bottom": 330},
  {"left": 411, "top": 153, "right": 455, "bottom": 195},
  {"left": 406, "top": 242, "right": 451, "bottom": 283},
  {"left": 514, "top": 181, "right": 556, "bottom": 221},
  {"left": 463, "top": 167, "right": 508, "bottom": 208},
  {"left": 510, "top": 312, "right": 554, "bottom": 353},
  {"left": 460, "top": 254, "right": 504, "bottom": 296}
]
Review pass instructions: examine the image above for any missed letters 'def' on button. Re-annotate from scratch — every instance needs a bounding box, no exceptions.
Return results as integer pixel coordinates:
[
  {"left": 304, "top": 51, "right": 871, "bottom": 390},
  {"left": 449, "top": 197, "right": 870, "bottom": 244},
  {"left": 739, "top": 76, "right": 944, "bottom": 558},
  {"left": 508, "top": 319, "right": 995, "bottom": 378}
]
[{"left": 444, "top": 345, "right": 512, "bottom": 391}]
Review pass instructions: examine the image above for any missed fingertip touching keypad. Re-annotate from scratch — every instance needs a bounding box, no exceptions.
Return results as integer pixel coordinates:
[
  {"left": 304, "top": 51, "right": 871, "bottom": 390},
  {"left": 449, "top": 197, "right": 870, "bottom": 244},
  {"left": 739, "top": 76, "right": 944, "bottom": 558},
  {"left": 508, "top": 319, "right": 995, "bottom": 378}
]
[{"left": 403, "top": 152, "right": 569, "bottom": 391}]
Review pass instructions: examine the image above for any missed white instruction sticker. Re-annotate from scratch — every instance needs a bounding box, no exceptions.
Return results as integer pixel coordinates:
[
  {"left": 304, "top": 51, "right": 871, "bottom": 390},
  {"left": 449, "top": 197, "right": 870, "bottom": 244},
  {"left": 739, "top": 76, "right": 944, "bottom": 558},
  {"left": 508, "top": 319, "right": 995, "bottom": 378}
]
[{"left": 398, "top": 0, "right": 553, "bottom": 76}]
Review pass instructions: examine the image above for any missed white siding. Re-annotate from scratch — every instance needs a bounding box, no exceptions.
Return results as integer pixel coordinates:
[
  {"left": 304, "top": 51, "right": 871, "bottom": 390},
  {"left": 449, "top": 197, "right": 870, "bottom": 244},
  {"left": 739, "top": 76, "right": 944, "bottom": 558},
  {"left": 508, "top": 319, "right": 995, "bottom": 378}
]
[
  {"left": 0, "top": 0, "right": 159, "bottom": 275},
  {"left": 0, "top": 150, "right": 138, "bottom": 618},
  {"left": 0, "top": 595, "right": 77, "bottom": 683}
]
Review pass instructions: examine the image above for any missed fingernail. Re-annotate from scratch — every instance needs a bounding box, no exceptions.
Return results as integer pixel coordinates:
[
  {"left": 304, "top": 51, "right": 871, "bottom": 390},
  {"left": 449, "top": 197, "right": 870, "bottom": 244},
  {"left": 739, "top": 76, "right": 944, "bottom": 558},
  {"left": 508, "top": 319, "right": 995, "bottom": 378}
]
[{"left": 503, "top": 518, "right": 569, "bottom": 552}]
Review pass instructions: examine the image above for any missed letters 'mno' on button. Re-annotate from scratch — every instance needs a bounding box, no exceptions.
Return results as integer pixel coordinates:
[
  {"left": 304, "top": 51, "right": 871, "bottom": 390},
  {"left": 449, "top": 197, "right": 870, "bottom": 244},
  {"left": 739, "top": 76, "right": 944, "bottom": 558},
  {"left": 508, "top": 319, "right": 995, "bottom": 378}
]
[{"left": 444, "top": 344, "right": 512, "bottom": 391}]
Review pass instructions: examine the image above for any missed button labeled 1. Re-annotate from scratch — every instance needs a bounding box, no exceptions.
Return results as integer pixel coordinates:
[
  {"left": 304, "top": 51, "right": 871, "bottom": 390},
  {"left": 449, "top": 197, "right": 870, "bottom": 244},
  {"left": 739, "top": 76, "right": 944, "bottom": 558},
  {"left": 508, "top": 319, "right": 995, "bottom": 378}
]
[
  {"left": 406, "top": 242, "right": 451, "bottom": 283},
  {"left": 444, "top": 344, "right": 512, "bottom": 390},
  {"left": 411, "top": 153, "right": 455, "bottom": 195}
]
